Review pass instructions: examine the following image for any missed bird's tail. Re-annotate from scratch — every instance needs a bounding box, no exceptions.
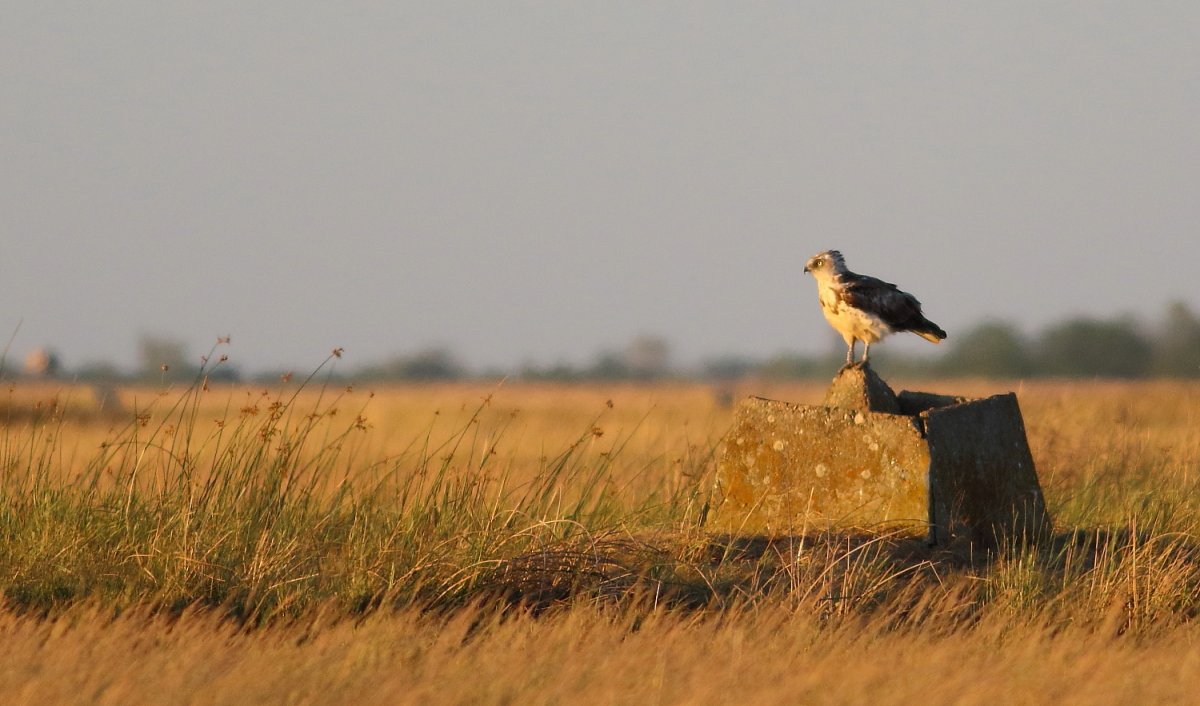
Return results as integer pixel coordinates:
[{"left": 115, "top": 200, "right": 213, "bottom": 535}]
[{"left": 914, "top": 320, "right": 947, "bottom": 344}]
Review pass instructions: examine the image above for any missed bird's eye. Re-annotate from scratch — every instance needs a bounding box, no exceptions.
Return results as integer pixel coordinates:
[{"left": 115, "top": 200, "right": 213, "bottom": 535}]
[{"left": 814, "top": 259, "right": 823, "bottom": 268}]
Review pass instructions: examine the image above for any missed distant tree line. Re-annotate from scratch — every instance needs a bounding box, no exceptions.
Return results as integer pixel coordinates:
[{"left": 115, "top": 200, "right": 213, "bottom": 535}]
[
  {"left": 8, "top": 302, "right": 1200, "bottom": 384},
  {"left": 923, "top": 300, "right": 1200, "bottom": 378},
  {"left": 520, "top": 302, "right": 1200, "bottom": 381},
  {"left": 715, "top": 301, "right": 1200, "bottom": 380}
]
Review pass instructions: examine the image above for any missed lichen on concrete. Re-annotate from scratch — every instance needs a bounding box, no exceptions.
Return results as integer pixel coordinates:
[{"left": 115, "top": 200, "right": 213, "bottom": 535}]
[
  {"left": 706, "top": 364, "right": 1051, "bottom": 548},
  {"left": 822, "top": 363, "right": 901, "bottom": 414}
]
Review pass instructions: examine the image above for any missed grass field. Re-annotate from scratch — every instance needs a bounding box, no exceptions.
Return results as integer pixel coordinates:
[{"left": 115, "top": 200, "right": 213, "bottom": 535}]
[{"left": 2, "top": 366, "right": 1200, "bottom": 704}]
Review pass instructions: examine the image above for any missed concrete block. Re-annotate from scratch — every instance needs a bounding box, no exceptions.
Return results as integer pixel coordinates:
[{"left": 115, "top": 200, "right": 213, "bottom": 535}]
[
  {"left": 706, "top": 365, "right": 1051, "bottom": 548},
  {"left": 822, "top": 363, "right": 902, "bottom": 414}
]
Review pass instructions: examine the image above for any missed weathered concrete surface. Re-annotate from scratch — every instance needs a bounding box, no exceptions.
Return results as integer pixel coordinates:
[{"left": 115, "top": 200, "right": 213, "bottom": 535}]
[
  {"left": 707, "top": 396, "right": 930, "bottom": 536},
  {"left": 823, "top": 364, "right": 901, "bottom": 414},
  {"left": 924, "top": 393, "right": 1050, "bottom": 547},
  {"left": 706, "top": 367, "right": 1051, "bottom": 548}
]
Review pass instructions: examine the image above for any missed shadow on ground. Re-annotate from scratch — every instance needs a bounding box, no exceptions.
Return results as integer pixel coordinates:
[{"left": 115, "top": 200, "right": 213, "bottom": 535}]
[{"left": 477, "top": 526, "right": 1200, "bottom": 618}]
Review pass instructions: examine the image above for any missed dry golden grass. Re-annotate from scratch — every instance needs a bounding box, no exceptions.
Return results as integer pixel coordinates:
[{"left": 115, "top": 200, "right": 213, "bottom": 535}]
[
  {"left": 2, "top": 374, "right": 1200, "bottom": 704},
  {"left": 3, "top": 601, "right": 1200, "bottom": 706}
]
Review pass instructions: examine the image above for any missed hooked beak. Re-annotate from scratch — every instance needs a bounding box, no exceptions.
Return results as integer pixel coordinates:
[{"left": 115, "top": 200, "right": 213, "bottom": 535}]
[{"left": 803, "top": 266, "right": 811, "bottom": 274}]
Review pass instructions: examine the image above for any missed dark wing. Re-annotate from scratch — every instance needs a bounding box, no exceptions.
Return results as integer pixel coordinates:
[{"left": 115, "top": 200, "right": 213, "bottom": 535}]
[{"left": 841, "top": 274, "right": 944, "bottom": 336}]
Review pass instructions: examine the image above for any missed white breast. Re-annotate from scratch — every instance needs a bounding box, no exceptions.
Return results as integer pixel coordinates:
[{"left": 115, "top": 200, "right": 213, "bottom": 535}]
[{"left": 818, "top": 282, "right": 893, "bottom": 344}]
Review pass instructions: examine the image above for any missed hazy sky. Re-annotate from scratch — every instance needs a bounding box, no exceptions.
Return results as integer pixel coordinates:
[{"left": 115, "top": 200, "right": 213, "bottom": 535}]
[{"left": 3, "top": 2, "right": 1197, "bottom": 373}]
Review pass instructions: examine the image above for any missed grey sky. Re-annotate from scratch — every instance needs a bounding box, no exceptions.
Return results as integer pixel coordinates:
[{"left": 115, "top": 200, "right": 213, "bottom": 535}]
[{"left": 3, "top": 2, "right": 1197, "bottom": 373}]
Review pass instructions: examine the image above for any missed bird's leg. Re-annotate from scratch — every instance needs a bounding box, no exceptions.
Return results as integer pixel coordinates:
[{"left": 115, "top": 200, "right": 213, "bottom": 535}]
[
  {"left": 862, "top": 341, "right": 871, "bottom": 365},
  {"left": 845, "top": 340, "right": 856, "bottom": 366}
]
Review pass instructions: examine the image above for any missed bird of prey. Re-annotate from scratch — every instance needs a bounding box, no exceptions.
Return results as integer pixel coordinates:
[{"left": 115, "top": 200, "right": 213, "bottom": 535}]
[{"left": 803, "top": 250, "right": 946, "bottom": 366}]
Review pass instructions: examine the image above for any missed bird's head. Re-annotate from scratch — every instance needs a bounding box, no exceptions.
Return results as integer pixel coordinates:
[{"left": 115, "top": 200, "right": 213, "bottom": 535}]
[{"left": 803, "top": 250, "right": 846, "bottom": 278}]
